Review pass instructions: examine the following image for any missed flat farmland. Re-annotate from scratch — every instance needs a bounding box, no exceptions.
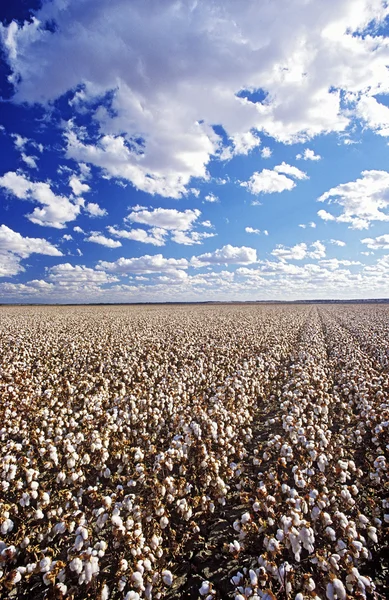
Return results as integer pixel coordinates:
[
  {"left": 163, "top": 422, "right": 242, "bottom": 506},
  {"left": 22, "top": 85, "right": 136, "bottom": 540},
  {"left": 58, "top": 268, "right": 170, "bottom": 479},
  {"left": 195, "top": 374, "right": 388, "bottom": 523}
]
[{"left": 0, "top": 304, "right": 388, "bottom": 599}]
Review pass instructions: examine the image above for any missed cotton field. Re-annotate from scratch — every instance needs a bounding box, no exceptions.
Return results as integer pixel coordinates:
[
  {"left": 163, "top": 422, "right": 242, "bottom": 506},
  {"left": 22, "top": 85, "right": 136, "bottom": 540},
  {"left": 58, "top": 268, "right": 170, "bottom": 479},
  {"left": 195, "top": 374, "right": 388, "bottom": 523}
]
[{"left": 0, "top": 305, "right": 388, "bottom": 600}]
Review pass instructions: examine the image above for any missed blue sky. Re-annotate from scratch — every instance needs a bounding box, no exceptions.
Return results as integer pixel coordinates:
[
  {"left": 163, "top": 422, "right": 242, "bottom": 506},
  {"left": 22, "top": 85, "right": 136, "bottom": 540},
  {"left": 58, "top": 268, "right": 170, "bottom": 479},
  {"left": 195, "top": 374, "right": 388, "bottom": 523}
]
[{"left": 0, "top": 0, "right": 389, "bottom": 303}]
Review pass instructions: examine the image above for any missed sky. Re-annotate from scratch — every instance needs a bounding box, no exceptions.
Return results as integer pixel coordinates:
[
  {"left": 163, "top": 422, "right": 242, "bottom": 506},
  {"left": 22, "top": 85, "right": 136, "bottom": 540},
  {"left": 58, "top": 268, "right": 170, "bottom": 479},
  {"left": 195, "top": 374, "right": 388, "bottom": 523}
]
[{"left": 0, "top": 0, "right": 389, "bottom": 303}]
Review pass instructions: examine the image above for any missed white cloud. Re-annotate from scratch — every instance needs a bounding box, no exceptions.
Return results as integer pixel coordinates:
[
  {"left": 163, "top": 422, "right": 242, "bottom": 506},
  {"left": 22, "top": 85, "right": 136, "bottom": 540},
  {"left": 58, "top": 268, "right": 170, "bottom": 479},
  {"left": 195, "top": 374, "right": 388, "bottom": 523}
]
[
  {"left": 319, "top": 258, "right": 361, "bottom": 270},
  {"left": 4, "top": 1, "right": 389, "bottom": 197},
  {"left": 204, "top": 193, "right": 219, "bottom": 203},
  {"left": 73, "top": 226, "right": 84, "bottom": 234},
  {"left": 274, "top": 162, "right": 308, "bottom": 180},
  {"left": 309, "top": 240, "right": 326, "bottom": 259},
  {"left": 242, "top": 169, "right": 296, "bottom": 195},
  {"left": 356, "top": 95, "right": 389, "bottom": 137},
  {"left": 0, "top": 171, "right": 80, "bottom": 228},
  {"left": 11, "top": 133, "right": 28, "bottom": 150},
  {"left": 317, "top": 209, "right": 336, "bottom": 221},
  {"left": 261, "top": 147, "right": 272, "bottom": 159},
  {"left": 109, "top": 208, "right": 213, "bottom": 247},
  {"left": 272, "top": 242, "right": 308, "bottom": 261},
  {"left": 299, "top": 221, "right": 316, "bottom": 228},
  {"left": 0, "top": 224, "right": 62, "bottom": 277},
  {"left": 192, "top": 244, "right": 257, "bottom": 266},
  {"left": 62, "top": 234, "right": 73, "bottom": 241},
  {"left": 318, "top": 170, "right": 389, "bottom": 229},
  {"left": 85, "top": 233, "right": 122, "bottom": 248},
  {"left": 245, "top": 227, "right": 261, "bottom": 234},
  {"left": 21, "top": 153, "right": 38, "bottom": 169},
  {"left": 242, "top": 162, "right": 307, "bottom": 195},
  {"left": 126, "top": 208, "right": 201, "bottom": 231},
  {"left": 107, "top": 226, "right": 167, "bottom": 247},
  {"left": 170, "top": 230, "right": 216, "bottom": 245},
  {"left": 221, "top": 131, "right": 261, "bottom": 160},
  {"left": 296, "top": 148, "right": 321, "bottom": 161},
  {"left": 48, "top": 263, "right": 118, "bottom": 286},
  {"left": 361, "top": 233, "right": 389, "bottom": 249},
  {"left": 201, "top": 220, "right": 213, "bottom": 228},
  {"left": 69, "top": 175, "right": 90, "bottom": 196},
  {"left": 330, "top": 238, "right": 346, "bottom": 246},
  {"left": 271, "top": 240, "right": 325, "bottom": 261},
  {"left": 98, "top": 254, "right": 189, "bottom": 275},
  {"left": 85, "top": 202, "right": 108, "bottom": 217}
]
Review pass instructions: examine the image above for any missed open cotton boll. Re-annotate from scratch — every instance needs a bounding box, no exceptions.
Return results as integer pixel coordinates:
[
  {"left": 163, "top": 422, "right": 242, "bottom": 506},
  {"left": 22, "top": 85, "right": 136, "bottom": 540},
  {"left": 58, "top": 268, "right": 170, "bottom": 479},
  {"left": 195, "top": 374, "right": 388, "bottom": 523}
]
[{"left": 162, "top": 570, "right": 173, "bottom": 586}]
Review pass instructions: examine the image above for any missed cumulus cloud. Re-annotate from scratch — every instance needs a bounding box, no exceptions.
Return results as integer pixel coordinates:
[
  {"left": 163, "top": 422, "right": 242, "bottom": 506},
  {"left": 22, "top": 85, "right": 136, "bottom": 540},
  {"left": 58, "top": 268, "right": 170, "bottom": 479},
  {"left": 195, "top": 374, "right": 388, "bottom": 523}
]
[
  {"left": 274, "top": 162, "right": 308, "bottom": 180},
  {"left": 126, "top": 208, "right": 201, "bottom": 231},
  {"left": 85, "top": 202, "right": 108, "bottom": 217},
  {"left": 192, "top": 244, "right": 257, "bottom": 266},
  {"left": 356, "top": 95, "right": 389, "bottom": 137},
  {"left": 170, "top": 230, "right": 216, "bottom": 246},
  {"left": 242, "top": 163, "right": 307, "bottom": 195},
  {"left": 2, "top": 0, "right": 389, "bottom": 197},
  {"left": 299, "top": 221, "right": 316, "bottom": 228},
  {"left": 361, "top": 233, "right": 389, "bottom": 249},
  {"left": 0, "top": 171, "right": 80, "bottom": 228},
  {"left": 296, "top": 148, "right": 321, "bottom": 161},
  {"left": 116, "top": 207, "right": 212, "bottom": 246},
  {"left": 272, "top": 240, "right": 325, "bottom": 261},
  {"left": 0, "top": 224, "right": 62, "bottom": 277},
  {"left": 21, "top": 153, "right": 38, "bottom": 169},
  {"left": 69, "top": 175, "right": 90, "bottom": 196},
  {"left": 107, "top": 226, "right": 167, "bottom": 247},
  {"left": 272, "top": 242, "right": 308, "bottom": 261},
  {"left": 318, "top": 170, "right": 389, "bottom": 229},
  {"left": 85, "top": 233, "right": 122, "bottom": 248},
  {"left": 98, "top": 254, "right": 189, "bottom": 275},
  {"left": 204, "top": 193, "right": 219, "bottom": 203},
  {"left": 330, "top": 238, "right": 346, "bottom": 246},
  {"left": 245, "top": 227, "right": 261, "bottom": 234},
  {"left": 221, "top": 131, "right": 261, "bottom": 160},
  {"left": 48, "top": 263, "right": 118, "bottom": 286},
  {"left": 261, "top": 147, "right": 272, "bottom": 159}
]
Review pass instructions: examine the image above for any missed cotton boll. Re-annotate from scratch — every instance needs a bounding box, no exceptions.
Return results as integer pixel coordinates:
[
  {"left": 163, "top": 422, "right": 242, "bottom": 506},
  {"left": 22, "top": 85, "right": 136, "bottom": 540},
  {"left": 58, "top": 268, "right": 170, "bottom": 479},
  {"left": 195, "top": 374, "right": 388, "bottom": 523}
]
[{"left": 162, "top": 570, "right": 173, "bottom": 586}]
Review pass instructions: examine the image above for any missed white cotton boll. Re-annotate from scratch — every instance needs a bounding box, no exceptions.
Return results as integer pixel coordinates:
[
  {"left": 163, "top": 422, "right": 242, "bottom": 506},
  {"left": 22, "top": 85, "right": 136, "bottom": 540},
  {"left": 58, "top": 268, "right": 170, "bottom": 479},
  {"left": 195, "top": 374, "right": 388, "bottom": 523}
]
[
  {"left": 295, "top": 594, "right": 304, "bottom": 600},
  {"left": 69, "top": 558, "right": 83, "bottom": 574},
  {"left": 241, "top": 512, "right": 251, "bottom": 524},
  {"left": 56, "top": 583, "right": 67, "bottom": 594},
  {"left": 160, "top": 516, "right": 169, "bottom": 529},
  {"left": 101, "top": 584, "right": 109, "bottom": 599},
  {"left": 84, "top": 562, "right": 93, "bottom": 584},
  {"left": 143, "top": 558, "right": 152, "bottom": 571},
  {"left": 131, "top": 572, "right": 144, "bottom": 589},
  {"left": 1, "top": 518, "right": 14, "bottom": 534},
  {"left": 74, "top": 535, "right": 84, "bottom": 551},
  {"left": 39, "top": 557, "right": 52, "bottom": 573},
  {"left": 162, "top": 570, "right": 173, "bottom": 586},
  {"left": 199, "top": 581, "right": 211, "bottom": 596},
  {"left": 367, "top": 527, "right": 378, "bottom": 543},
  {"left": 124, "top": 593, "right": 140, "bottom": 600},
  {"left": 235, "top": 595, "right": 245, "bottom": 600},
  {"left": 229, "top": 540, "right": 241, "bottom": 553},
  {"left": 325, "top": 527, "right": 336, "bottom": 541},
  {"left": 326, "top": 583, "right": 335, "bottom": 600},
  {"left": 332, "top": 578, "right": 346, "bottom": 599},
  {"left": 249, "top": 569, "right": 258, "bottom": 586},
  {"left": 120, "top": 559, "right": 129, "bottom": 572},
  {"left": 306, "top": 577, "right": 316, "bottom": 591},
  {"left": 231, "top": 572, "right": 243, "bottom": 586},
  {"left": 35, "top": 509, "right": 44, "bottom": 520}
]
